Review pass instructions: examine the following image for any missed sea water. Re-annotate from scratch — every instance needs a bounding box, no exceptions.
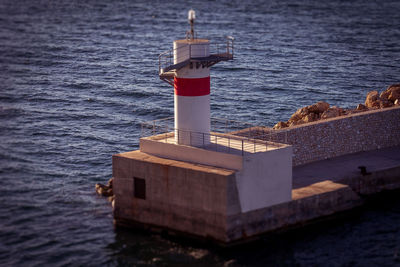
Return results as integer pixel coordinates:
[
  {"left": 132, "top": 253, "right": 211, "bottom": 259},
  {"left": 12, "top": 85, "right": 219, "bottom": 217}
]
[{"left": 1, "top": 0, "right": 399, "bottom": 265}]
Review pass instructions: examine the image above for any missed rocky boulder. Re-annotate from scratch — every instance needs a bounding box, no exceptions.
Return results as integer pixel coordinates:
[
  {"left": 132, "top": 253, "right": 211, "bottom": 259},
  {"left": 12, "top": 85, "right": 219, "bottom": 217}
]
[
  {"left": 365, "top": 90, "right": 380, "bottom": 108},
  {"left": 288, "top": 107, "right": 310, "bottom": 123},
  {"left": 273, "top": 121, "right": 288, "bottom": 130},
  {"left": 380, "top": 84, "right": 400, "bottom": 103},
  {"left": 95, "top": 177, "right": 114, "bottom": 198},
  {"left": 288, "top": 101, "right": 329, "bottom": 124},
  {"left": 301, "top": 112, "right": 318, "bottom": 123},
  {"left": 321, "top": 106, "right": 344, "bottom": 119},
  {"left": 271, "top": 83, "right": 399, "bottom": 130},
  {"left": 356, "top": 104, "right": 368, "bottom": 111},
  {"left": 380, "top": 99, "right": 393, "bottom": 108},
  {"left": 308, "top": 101, "right": 330, "bottom": 113}
]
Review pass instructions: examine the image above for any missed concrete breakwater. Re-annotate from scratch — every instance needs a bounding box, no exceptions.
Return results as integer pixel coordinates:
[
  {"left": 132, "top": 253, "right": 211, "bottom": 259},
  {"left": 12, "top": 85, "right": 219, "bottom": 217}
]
[
  {"left": 109, "top": 105, "right": 400, "bottom": 244},
  {"left": 230, "top": 146, "right": 400, "bottom": 244},
  {"left": 112, "top": 146, "right": 400, "bottom": 244}
]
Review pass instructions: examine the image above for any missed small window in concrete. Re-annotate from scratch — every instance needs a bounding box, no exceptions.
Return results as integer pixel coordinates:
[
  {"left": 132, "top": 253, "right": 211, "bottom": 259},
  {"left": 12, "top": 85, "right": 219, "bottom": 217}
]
[{"left": 134, "top": 177, "right": 146, "bottom": 199}]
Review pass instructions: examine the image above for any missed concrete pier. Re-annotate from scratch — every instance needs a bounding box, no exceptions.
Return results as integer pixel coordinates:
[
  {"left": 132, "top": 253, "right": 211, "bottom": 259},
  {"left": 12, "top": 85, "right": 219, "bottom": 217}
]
[
  {"left": 113, "top": 145, "right": 400, "bottom": 244},
  {"left": 112, "top": 106, "right": 400, "bottom": 244},
  {"left": 227, "top": 146, "right": 400, "bottom": 243}
]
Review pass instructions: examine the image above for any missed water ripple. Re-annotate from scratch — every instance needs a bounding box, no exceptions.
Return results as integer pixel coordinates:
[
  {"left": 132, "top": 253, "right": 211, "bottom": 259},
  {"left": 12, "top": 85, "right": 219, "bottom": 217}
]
[{"left": 1, "top": 0, "right": 400, "bottom": 266}]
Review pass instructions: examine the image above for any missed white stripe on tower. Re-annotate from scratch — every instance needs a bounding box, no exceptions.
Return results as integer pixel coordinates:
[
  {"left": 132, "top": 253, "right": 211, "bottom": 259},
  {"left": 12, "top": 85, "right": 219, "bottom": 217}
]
[{"left": 173, "top": 39, "right": 210, "bottom": 146}]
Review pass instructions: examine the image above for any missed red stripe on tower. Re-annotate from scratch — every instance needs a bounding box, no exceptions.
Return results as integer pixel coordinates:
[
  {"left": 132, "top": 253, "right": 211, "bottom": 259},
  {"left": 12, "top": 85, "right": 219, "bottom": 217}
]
[{"left": 174, "top": 76, "right": 210, "bottom": 96}]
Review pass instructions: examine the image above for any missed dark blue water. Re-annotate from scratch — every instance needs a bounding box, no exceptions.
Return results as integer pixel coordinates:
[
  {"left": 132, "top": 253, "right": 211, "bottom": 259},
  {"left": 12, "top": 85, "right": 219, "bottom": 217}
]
[{"left": 1, "top": 0, "right": 400, "bottom": 265}]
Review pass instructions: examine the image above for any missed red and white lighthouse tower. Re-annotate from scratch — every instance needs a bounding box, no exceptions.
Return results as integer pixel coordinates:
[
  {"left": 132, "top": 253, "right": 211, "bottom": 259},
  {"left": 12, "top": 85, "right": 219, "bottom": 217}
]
[{"left": 159, "top": 9, "right": 233, "bottom": 146}]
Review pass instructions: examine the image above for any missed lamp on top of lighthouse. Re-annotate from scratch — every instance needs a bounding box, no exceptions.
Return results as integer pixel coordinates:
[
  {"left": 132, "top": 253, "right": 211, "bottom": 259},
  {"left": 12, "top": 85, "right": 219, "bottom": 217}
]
[{"left": 187, "top": 9, "right": 195, "bottom": 40}]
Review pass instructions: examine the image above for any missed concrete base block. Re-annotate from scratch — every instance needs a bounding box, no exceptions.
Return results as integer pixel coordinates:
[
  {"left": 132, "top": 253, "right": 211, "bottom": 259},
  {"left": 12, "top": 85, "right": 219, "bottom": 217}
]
[
  {"left": 112, "top": 148, "right": 400, "bottom": 244},
  {"left": 226, "top": 181, "right": 362, "bottom": 242}
]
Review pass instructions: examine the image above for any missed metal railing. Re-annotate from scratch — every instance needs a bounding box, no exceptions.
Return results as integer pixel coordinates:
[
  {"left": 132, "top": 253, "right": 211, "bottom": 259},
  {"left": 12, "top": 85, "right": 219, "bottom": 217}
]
[
  {"left": 140, "top": 117, "right": 288, "bottom": 156},
  {"left": 158, "top": 36, "right": 234, "bottom": 75}
]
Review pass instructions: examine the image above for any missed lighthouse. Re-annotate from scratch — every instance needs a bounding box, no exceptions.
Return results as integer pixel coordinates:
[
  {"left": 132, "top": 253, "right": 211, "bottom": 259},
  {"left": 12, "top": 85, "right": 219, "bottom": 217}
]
[
  {"left": 159, "top": 9, "right": 234, "bottom": 146},
  {"left": 112, "top": 10, "right": 294, "bottom": 244}
]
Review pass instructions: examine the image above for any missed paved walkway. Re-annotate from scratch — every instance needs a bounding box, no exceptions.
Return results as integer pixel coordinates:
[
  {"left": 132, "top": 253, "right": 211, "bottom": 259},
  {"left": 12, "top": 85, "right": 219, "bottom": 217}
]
[
  {"left": 157, "top": 133, "right": 282, "bottom": 155},
  {"left": 293, "top": 146, "right": 400, "bottom": 189}
]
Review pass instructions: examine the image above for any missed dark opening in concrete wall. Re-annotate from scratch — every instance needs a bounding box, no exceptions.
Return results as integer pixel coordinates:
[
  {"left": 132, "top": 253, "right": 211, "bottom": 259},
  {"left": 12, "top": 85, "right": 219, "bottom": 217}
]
[{"left": 134, "top": 177, "right": 146, "bottom": 199}]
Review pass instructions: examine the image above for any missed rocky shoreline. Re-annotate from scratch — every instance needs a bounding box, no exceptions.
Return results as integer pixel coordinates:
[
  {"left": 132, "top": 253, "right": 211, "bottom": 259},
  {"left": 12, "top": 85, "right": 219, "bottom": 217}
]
[
  {"left": 273, "top": 84, "right": 400, "bottom": 129},
  {"left": 95, "top": 178, "right": 114, "bottom": 205}
]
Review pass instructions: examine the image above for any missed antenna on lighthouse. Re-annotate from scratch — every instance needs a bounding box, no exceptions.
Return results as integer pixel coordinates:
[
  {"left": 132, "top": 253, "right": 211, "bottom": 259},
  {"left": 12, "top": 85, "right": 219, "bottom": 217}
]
[{"left": 187, "top": 9, "right": 195, "bottom": 40}]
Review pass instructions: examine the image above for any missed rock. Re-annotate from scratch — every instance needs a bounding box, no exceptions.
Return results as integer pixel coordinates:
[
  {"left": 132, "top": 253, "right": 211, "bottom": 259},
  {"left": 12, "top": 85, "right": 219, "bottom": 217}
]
[
  {"left": 344, "top": 109, "right": 359, "bottom": 115},
  {"left": 380, "top": 89, "right": 390, "bottom": 100},
  {"left": 189, "top": 249, "right": 209, "bottom": 260},
  {"left": 107, "top": 177, "right": 114, "bottom": 188},
  {"left": 289, "top": 101, "right": 329, "bottom": 124},
  {"left": 288, "top": 107, "right": 310, "bottom": 123},
  {"left": 301, "top": 112, "right": 317, "bottom": 123},
  {"left": 356, "top": 104, "right": 368, "bottom": 111},
  {"left": 309, "top": 101, "right": 330, "bottom": 113},
  {"left": 273, "top": 121, "right": 288, "bottom": 129},
  {"left": 272, "top": 84, "right": 397, "bottom": 129},
  {"left": 321, "top": 106, "right": 343, "bottom": 119},
  {"left": 95, "top": 183, "right": 113, "bottom": 197},
  {"left": 223, "top": 259, "right": 238, "bottom": 267},
  {"left": 288, "top": 120, "right": 299, "bottom": 127},
  {"left": 365, "top": 90, "right": 380, "bottom": 108},
  {"left": 380, "top": 84, "right": 400, "bottom": 102},
  {"left": 380, "top": 99, "right": 393, "bottom": 108}
]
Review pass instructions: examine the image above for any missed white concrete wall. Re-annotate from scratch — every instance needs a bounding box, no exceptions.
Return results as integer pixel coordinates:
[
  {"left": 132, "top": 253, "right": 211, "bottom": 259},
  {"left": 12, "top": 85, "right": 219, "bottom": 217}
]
[
  {"left": 189, "top": 42, "right": 210, "bottom": 57},
  {"left": 235, "top": 146, "right": 293, "bottom": 212},
  {"left": 173, "top": 41, "right": 190, "bottom": 64},
  {"left": 174, "top": 94, "right": 210, "bottom": 146},
  {"left": 175, "top": 65, "right": 210, "bottom": 78},
  {"left": 173, "top": 40, "right": 210, "bottom": 64},
  {"left": 140, "top": 138, "right": 243, "bottom": 170}
]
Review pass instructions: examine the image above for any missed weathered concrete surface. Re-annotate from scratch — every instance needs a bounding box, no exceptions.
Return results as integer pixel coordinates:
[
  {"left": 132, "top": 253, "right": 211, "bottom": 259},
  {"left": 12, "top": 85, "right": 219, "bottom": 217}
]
[
  {"left": 140, "top": 137, "right": 243, "bottom": 170},
  {"left": 226, "top": 181, "right": 362, "bottom": 242},
  {"left": 113, "top": 147, "right": 400, "bottom": 244},
  {"left": 113, "top": 150, "right": 236, "bottom": 242},
  {"left": 293, "top": 145, "right": 400, "bottom": 191},
  {"left": 235, "top": 146, "right": 292, "bottom": 212}
]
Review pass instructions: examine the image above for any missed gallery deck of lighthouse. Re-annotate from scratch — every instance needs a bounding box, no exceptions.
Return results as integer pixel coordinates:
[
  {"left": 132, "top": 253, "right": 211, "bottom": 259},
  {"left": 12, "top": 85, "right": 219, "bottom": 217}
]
[{"left": 111, "top": 10, "right": 400, "bottom": 244}]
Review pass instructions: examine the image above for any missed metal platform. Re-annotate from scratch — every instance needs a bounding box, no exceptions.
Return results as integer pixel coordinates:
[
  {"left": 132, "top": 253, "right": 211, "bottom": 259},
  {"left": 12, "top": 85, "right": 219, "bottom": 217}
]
[{"left": 159, "top": 37, "right": 234, "bottom": 86}]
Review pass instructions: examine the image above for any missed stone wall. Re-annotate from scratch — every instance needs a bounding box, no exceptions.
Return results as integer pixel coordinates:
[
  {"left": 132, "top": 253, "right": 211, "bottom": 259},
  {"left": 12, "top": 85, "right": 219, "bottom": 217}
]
[{"left": 268, "top": 106, "right": 400, "bottom": 166}]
